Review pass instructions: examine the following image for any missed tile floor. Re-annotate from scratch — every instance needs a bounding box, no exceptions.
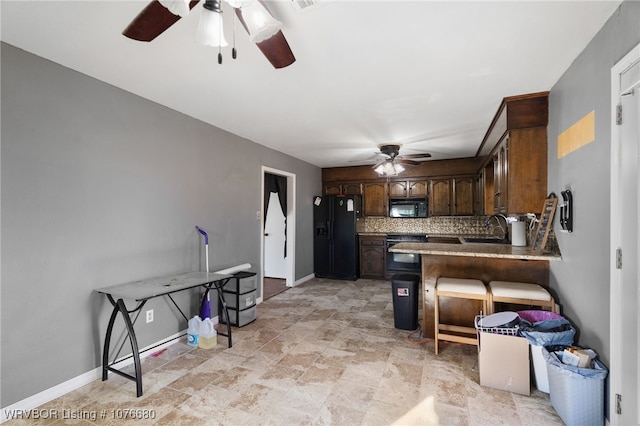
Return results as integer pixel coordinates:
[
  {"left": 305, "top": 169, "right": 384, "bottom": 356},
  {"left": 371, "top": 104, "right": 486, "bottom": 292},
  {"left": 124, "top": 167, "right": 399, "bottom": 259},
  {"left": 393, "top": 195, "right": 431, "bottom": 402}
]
[{"left": 9, "top": 278, "right": 563, "bottom": 425}]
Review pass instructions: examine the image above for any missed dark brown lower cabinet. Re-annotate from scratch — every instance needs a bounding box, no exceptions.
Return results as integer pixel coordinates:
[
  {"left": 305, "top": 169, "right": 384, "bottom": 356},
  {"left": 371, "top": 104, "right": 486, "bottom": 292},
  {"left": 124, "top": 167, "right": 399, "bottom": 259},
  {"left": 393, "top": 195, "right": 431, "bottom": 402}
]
[{"left": 359, "top": 235, "right": 386, "bottom": 279}]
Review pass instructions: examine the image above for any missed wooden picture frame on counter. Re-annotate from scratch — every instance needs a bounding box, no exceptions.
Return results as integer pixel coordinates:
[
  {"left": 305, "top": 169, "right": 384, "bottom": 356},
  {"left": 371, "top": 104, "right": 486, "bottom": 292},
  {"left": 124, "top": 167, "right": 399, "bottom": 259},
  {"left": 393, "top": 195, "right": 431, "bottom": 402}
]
[{"left": 531, "top": 196, "right": 558, "bottom": 252}]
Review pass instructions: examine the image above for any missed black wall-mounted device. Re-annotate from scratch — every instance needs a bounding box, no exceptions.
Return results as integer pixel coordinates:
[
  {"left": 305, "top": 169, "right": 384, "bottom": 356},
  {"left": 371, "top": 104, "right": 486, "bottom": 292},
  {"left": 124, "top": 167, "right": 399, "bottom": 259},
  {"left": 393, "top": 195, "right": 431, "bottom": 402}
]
[{"left": 560, "top": 190, "right": 573, "bottom": 232}]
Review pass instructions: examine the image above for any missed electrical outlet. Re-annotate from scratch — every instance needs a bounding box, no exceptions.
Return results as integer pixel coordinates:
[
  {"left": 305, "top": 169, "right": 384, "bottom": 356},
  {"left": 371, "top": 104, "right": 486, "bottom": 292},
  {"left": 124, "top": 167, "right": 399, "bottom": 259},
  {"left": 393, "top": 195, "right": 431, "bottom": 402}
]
[{"left": 146, "top": 309, "right": 154, "bottom": 323}]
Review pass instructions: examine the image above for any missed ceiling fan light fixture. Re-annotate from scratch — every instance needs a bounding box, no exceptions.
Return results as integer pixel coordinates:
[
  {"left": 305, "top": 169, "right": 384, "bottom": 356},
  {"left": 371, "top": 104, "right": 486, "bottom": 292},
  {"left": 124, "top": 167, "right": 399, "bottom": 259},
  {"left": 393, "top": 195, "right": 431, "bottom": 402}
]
[
  {"left": 241, "top": 1, "right": 282, "bottom": 43},
  {"left": 374, "top": 159, "right": 405, "bottom": 176},
  {"left": 122, "top": 0, "right": 295, "bottom": 68},
  {"left": 197, "top": 0, "right": 228, "bottom": 47},
  {"left": 159, "top": 0, "right": 191, "bottom": 17},
  {"left": 225, "top": 0, "right": 255, "bottom": 8}
]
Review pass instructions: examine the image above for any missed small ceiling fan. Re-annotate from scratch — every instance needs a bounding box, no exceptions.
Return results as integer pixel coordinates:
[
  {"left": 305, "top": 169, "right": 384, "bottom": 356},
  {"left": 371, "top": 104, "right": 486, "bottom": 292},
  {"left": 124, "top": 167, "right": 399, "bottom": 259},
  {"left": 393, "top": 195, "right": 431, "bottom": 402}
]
[
  {"left": 122, "top": 0, "right": 296, "bottom": 68},
  {"left": 372, "top": 144, "right": 432, "bottom": 176}
]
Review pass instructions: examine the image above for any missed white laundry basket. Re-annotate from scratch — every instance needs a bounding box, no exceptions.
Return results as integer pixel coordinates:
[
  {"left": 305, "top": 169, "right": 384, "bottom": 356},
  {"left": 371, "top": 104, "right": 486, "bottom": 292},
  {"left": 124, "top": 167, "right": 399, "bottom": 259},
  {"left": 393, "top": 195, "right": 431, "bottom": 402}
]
[{"left": 544, "top": 349, "right": 608, "bottom": 426}]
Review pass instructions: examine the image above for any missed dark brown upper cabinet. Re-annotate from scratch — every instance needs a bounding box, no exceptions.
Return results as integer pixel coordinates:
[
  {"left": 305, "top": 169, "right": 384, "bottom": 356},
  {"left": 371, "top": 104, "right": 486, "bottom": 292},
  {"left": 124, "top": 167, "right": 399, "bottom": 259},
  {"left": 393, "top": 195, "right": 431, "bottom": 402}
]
[{"left": 477, "top": 92, "right": 548, "bottom": 215}]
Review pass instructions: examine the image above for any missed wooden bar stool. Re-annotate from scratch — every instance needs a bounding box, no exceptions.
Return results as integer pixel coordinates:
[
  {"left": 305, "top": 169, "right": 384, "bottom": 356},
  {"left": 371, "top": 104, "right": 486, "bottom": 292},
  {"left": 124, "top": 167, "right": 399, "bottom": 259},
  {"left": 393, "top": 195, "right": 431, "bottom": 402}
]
[
  {"left": 434, "top": 277, "right": 490, "bottom": 354},
  {"left": 488, "top": 281, "right": 557, "bottom": 314}
]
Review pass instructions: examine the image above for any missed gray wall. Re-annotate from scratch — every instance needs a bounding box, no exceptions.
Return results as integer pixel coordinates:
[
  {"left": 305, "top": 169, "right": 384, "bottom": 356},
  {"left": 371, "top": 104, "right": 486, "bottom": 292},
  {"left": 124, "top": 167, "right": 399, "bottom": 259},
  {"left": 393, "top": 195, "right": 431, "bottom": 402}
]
[
  {"left": 547, "top": 0, "right": 639, "bottom": 367},
  {"left": 1, "top": 43, "right": 321, "bottom": 407}
]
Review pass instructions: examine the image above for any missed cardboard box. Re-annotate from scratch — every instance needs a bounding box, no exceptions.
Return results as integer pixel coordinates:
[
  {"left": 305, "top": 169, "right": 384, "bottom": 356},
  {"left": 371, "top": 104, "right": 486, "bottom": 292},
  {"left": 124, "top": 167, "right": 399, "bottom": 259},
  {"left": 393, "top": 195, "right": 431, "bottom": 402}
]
[
  {"left": 561, "top": 347, "right": 595, "bottom": 368},
  {"left": 478, "top": 331, "right": 530, "bottom": 395}
]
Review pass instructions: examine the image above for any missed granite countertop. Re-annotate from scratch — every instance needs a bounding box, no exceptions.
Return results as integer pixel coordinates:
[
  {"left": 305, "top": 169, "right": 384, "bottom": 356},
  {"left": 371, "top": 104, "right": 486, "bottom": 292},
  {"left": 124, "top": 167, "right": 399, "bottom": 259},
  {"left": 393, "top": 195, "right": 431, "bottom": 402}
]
[{"left": 389, "top": 241, "right": 561, "bottom": 261}]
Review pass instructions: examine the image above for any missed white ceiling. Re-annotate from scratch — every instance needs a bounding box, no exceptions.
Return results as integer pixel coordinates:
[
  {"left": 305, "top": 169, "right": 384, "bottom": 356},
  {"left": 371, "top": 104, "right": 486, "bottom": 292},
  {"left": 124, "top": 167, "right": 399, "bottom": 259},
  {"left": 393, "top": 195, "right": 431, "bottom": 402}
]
[{"left": 1, "top": 0, "right": 621, "bottom": 168}]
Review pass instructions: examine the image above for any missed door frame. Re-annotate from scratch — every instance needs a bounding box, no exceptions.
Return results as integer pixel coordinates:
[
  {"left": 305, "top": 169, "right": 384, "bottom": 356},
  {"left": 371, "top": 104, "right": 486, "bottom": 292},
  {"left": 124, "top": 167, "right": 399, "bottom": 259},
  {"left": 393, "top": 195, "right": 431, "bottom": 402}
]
[
  {"left": 260, "top": 166, "right": 296, "bottom": 304},
  {"left": 610, "top": 42, "right": 640, "bottom": 425}
]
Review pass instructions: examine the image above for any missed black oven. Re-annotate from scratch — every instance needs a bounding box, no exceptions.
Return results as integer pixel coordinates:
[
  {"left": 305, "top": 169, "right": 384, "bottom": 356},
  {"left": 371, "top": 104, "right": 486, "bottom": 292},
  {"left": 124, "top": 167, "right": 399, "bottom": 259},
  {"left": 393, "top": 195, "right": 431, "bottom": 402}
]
[{"left": 386, "top": 234, "right": 428, "bottom": 273}]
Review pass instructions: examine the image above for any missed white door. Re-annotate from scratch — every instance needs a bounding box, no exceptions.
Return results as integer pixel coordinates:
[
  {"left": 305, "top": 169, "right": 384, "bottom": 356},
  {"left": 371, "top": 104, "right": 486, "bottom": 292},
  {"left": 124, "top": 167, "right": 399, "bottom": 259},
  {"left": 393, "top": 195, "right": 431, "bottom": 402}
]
[
  {"left": 610, "top": 43, "right": 640, "bottom": 425},
  {"left": 264, "top": 192, "right": 286, "bottom": 278},
  {"left": 260, "top": 166, "right": 296, "bottom": 301}
]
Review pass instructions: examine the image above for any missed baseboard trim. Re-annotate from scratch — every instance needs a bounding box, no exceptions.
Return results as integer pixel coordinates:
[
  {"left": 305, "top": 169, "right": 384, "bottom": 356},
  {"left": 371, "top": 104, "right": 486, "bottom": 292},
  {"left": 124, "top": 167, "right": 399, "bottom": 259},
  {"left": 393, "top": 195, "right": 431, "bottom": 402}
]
[
  {"left": 0, "top": 330, "right": 189, "bottom": 423},
  {"left": 257, "top": 273, "right": 315, "bottom": 304},
  {"left": 294, "top": 273, "right": 315, "bottom": 287}
]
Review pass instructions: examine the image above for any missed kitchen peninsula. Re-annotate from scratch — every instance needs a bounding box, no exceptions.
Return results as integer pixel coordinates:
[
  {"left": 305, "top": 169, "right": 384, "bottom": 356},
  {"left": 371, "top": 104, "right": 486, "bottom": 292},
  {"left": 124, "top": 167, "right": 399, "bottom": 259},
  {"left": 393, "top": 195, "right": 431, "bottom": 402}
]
[{"left": 389, "top": 239, "right": 561, "bottom": 338}]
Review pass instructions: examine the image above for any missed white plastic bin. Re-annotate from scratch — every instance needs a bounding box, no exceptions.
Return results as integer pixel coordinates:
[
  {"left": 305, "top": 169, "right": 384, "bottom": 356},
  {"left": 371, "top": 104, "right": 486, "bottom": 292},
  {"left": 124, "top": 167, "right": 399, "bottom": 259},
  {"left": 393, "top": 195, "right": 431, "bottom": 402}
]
[
  {"left": 544, "top": 350, "right": 608, "bottom": 426},
  {"left": 531, "top": 345, "right": 550, "bottom": 392},
  {"left": 518, "top": 310, "right": 575, "bottom": 393}
]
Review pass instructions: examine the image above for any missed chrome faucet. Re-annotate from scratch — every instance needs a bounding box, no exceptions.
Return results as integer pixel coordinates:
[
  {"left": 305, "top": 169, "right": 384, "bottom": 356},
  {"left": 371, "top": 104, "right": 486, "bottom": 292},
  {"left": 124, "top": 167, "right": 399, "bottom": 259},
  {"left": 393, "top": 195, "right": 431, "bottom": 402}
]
[{"left": 484, "top": 214, "right": 509, "bottom": 241}]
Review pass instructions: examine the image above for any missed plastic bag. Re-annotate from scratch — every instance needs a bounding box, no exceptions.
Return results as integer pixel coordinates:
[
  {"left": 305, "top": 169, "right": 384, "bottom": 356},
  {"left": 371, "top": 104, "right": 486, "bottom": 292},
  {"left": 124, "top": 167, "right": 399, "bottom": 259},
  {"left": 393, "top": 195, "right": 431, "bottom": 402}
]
[
  {"left": 543, "top": 350, "right": 608, "bottom": 379},
  {"left": 517, "top": 310, "right": 575, "bottom": 346}
]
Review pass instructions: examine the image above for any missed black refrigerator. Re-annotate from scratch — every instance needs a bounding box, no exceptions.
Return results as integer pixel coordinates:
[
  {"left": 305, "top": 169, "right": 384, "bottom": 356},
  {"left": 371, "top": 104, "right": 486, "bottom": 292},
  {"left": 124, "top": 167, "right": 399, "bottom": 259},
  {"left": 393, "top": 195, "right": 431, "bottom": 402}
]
[{"left": 313, "top": 195, "right": 361, "bottom": 280}]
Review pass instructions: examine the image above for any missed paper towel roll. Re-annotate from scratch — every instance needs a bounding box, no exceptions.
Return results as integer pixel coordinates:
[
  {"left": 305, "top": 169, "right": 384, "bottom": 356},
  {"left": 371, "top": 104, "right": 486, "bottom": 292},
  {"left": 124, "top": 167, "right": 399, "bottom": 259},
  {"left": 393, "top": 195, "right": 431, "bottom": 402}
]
[
  {"left": 511, "top": 222, "right": 527, "bottom": 247},
  {"left": 213, "top": 263, "right": 252, "bottom": 275}
]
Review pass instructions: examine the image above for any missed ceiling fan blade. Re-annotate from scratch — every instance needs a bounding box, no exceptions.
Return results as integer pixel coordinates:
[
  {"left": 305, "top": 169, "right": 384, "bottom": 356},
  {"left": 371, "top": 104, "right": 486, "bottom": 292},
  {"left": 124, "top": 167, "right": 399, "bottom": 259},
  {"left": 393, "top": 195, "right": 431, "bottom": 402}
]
[
  {"left": 235, "top": 5, "right": 296, "bottom": 69},
  {"left": 372, "top": 160, "right": 387, "bottom": 170},
  {"left": 397, "top": 159, "right": 421, "bottom": 166},
  {"left": 123, "top": 0, "right": 200, "bottom": 42},
  {"left": 348, "top": 153, "right": 383, "bottom": 163},
  {"left": 400, "top": 153, "right": 432, "bottom": 159},
  {"left": 255, "top": 31, "right": 296, "bottom": 69}
]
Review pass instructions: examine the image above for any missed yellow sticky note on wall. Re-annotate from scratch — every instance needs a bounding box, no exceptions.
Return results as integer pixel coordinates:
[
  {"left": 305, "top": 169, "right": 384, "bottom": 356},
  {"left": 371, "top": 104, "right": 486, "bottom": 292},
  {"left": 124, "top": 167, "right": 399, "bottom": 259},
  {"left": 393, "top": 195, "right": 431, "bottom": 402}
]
[{"left": 558, "top": 111, "right": 595, "bottom": 158}]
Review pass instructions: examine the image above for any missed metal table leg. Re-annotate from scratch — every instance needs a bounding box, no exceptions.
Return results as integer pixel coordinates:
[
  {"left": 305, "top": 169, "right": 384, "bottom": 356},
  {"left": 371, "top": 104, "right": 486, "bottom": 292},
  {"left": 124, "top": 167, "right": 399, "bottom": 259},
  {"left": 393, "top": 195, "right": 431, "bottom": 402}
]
[{"left": 101, "top": 295, "right": 145, "bottom": 397}]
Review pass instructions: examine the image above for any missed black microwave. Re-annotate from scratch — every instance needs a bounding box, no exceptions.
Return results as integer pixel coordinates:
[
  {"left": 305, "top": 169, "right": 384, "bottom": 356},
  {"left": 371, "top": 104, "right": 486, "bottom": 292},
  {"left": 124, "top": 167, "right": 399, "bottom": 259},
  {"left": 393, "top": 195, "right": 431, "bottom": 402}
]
[{"left": 389, "top": 199, "right": 428, "bottom": 218}]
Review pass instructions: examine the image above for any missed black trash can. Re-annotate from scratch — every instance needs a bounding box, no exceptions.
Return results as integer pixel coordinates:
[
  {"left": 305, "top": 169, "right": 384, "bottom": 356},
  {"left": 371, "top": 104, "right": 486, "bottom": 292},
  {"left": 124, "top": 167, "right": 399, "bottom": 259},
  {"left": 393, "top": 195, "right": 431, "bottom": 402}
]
[{"left": 391, "top": 274, "right": 419, "bottom": 330}]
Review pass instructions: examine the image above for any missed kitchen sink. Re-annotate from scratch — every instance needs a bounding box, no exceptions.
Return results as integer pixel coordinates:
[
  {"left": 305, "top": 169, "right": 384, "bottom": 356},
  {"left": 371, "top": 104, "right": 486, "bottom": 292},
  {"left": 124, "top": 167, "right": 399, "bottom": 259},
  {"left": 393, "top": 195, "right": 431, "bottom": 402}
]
[
  {"left": 462, "top": 237, "right": 510, "bottom": 244},
  {"left": 427, "top": 237, "right": 462, "bottom": 244}
]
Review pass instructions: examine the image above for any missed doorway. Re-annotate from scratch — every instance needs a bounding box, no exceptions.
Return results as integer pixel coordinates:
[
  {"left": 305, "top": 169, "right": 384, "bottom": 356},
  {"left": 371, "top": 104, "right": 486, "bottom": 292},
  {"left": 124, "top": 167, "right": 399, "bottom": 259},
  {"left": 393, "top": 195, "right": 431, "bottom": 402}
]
[
  {"left": 260, "top": 167, "right": 296, "bottom": 303},
  {"left": 264, "top": 188, "right": 287, "bottom": 279},
  {"left": 610, "top": 43, "right": 639, "bottom": 425}
]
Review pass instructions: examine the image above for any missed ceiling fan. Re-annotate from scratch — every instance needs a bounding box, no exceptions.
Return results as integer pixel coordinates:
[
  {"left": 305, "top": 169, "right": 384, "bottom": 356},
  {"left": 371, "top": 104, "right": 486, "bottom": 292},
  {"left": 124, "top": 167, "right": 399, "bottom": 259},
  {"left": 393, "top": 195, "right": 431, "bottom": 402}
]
[
  {"left": 122, "top": 0, "right": 296, "bottom": 68},
  {"left": 372, "top": 144, "right": 432, "bottom": 176}
]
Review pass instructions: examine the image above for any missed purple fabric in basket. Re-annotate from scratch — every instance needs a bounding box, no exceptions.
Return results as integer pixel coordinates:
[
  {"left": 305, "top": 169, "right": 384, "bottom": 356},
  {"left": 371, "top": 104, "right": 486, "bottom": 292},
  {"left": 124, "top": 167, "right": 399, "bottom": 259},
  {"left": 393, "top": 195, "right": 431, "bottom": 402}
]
[{"left": 518, "top": 310, "right": 563, "bottom": 323}]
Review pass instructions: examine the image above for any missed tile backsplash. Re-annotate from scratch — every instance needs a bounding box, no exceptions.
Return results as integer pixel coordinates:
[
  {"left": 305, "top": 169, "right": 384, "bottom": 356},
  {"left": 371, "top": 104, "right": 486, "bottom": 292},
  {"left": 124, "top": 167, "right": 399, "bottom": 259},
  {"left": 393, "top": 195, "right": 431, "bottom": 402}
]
[
  {"left": 359, "top": 216, "right": 494, "bottom": 236},
  {"left": 358, "top": 216, "right": 561, "bottom": 254}
]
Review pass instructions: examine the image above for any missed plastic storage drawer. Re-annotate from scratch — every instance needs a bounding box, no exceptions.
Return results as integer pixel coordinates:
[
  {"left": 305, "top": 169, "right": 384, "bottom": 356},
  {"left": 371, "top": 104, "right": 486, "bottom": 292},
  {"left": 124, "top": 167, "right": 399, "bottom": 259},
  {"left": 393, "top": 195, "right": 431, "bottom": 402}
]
[
  {"left": 221, "top": 305, "right": 256, "bottom": 327},
  {"left": 223, "top": 289, "right": 256, "bottom": 310},
  {"left": 225, "top": 271, "right": 257, "bottom": 293}
]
